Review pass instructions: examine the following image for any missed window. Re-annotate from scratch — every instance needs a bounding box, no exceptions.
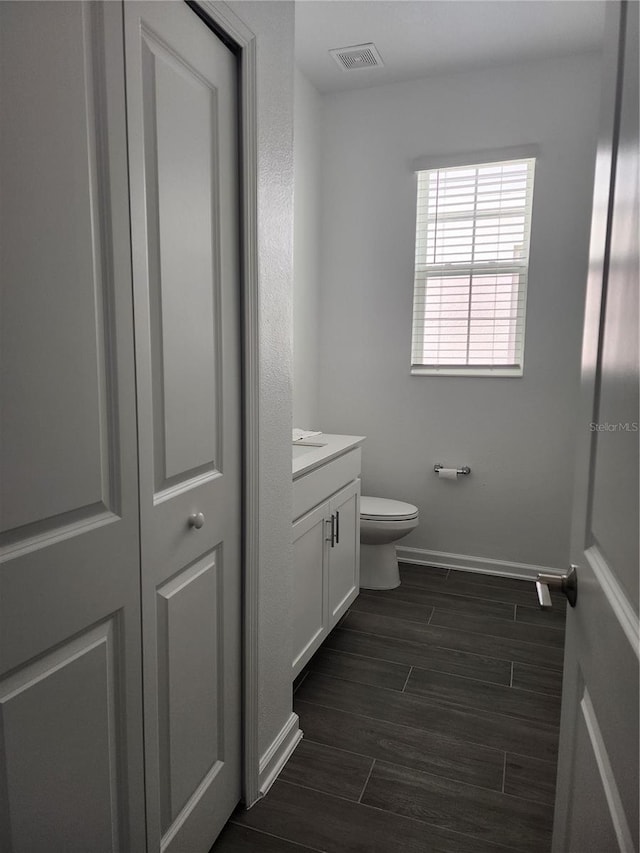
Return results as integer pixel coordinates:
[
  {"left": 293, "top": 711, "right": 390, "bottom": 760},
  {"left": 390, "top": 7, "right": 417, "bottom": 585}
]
[{"left": 411, "top": 156, "right": 535, "bottom": 376}]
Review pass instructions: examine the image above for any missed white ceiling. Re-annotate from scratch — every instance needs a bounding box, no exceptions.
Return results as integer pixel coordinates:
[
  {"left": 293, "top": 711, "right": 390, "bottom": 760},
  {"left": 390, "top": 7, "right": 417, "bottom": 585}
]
[{"left": 295, "top": 0, "right": 607, "bottom": 93}]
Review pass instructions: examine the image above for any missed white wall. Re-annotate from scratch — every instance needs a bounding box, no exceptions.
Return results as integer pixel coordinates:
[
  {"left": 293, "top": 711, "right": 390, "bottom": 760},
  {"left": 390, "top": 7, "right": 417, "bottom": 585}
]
[
  {"left": 228, "top": 1, "right": 295, "bottom": 760},
  {"left": 316, "top": 53, "right": 602, "bottom": 572},
  {"left": 293, "top": 69, "right": 322, "bottom": 427}
]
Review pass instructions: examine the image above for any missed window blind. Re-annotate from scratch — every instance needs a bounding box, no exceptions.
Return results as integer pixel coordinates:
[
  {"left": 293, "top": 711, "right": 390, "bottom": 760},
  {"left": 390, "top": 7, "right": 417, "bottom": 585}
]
[{"left": 411, "top": 157, "right": 535, "bottom": 375}]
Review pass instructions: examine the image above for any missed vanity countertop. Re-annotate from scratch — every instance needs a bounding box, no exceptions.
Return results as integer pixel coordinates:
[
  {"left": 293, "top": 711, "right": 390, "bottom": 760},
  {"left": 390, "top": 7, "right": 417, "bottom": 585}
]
[{"left": 292, "top": 433, "right": 365, "bottom": 479}]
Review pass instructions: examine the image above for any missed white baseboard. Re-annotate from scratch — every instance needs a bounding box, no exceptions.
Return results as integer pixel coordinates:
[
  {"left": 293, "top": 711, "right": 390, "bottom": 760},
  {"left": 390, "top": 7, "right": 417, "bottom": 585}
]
[
  {"left": 257, "top": 712, "right": 302, "bottom": 799},
  {"left": 395, "top": 546, "right": 563, "bottom": 581}
]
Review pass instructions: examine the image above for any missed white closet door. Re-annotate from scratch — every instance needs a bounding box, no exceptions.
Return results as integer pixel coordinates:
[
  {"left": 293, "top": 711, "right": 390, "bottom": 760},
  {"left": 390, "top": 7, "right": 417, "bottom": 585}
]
[
  {"left": 0, "top": 3, "right": 145, "bottom": 851},
  {"left": 124, "top": 3, "right": 242, "bottom": 851}
]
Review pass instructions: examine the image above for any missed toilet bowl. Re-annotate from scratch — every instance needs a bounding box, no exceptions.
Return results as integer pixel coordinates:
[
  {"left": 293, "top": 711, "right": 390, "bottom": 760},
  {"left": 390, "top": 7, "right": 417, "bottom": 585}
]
[{"left": 359, "top": 496, "right": 419, "bottom": 590}]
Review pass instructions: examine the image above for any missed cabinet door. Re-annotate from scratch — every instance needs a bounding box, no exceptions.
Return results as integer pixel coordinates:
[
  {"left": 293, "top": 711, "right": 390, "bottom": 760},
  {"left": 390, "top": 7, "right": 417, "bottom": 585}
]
[
  {"left": 328, "top": 479, "right": 361, "bottom": 629},
  {"left": 292, "top": 503, "right": 329, "bottom": 678}
]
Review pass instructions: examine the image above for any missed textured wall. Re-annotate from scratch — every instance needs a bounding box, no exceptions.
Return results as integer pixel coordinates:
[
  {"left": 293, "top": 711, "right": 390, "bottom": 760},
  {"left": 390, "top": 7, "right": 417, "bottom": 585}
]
[
  {"left": 316, "top": 52, "right": 602, "bottom": 571},
  {"left": 293, "top": 68, "right": 322, "bottom": 429},
  {"left": 228, "top": 1, "right": 295, "bottom": 758}
]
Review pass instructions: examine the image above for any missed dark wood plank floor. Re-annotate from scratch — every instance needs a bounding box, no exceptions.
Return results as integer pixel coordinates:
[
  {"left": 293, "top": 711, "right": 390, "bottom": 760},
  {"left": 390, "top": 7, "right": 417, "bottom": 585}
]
[{"left": 212, "top": 564, "right": 566, "bottom": 853}]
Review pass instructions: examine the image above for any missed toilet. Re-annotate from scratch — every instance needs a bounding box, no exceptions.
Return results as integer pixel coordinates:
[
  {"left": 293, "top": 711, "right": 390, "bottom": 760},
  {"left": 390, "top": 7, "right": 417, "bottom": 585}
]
[{"left": 359, "top": 496, "right": 419, "bottom": 590}]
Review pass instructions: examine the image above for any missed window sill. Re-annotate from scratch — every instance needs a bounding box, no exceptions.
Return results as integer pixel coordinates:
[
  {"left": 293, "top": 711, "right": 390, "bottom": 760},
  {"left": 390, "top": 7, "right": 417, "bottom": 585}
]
[{"left": 410, "top": 366, "right": 524, "bottom": 378}]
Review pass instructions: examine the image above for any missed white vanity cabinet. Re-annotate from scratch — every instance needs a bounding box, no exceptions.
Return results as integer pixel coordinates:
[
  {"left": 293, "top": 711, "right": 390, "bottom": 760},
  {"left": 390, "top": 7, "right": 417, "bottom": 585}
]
[{"left": 291, "top": 436, "right": 364, "bottom": 679}]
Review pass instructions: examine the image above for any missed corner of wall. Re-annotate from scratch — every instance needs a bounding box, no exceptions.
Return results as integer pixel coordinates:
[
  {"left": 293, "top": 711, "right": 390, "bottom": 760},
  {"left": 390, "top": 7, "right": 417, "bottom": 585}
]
[
  {"left": 293, "top": 66, "right": 322, "bottom": 428},
  {"left": 229, "top": 0, "right": 296, "bottom": 781}
]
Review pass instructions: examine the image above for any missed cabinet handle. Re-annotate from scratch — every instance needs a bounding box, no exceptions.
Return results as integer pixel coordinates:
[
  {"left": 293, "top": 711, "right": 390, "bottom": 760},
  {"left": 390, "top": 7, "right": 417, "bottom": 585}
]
[
  {"left": 335, "top": 510, "right": 340, "bottom": 544},
  {"left": 326, "top": 514, "right": 335, "bottom": 547}
]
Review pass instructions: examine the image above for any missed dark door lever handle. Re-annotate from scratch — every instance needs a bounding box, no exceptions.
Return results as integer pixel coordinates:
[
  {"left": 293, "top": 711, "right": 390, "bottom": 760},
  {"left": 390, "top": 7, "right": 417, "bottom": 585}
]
[{"left": 535, "top": 565, "right": 578, "bottom": 609}]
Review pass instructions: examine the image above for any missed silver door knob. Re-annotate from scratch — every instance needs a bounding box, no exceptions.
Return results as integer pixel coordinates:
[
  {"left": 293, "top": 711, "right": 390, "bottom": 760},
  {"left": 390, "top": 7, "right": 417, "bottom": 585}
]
[
  {"left": 535, "top": 565, "right": 578, "bottom": 609},
  {"left": 188, "top": 512, "right": 205, "bottom": 530}
]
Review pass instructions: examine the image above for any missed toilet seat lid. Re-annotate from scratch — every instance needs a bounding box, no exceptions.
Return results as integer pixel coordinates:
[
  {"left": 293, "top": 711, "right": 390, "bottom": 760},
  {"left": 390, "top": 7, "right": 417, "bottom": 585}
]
[{"left": 360, "top": 496, "right": 419, "bottom": 521}]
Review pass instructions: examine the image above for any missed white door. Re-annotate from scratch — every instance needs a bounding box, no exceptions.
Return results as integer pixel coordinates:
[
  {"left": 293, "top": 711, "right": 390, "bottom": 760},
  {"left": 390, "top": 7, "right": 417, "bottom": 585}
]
[
  {"left": 552, "top": 2, "right": 639, "bottom": 850},
  {"left": 124, "top": 3, "right": 242, "bottom": 851},
  {"left": 0, "top": 3, "right": 146, "bottom": 851}
]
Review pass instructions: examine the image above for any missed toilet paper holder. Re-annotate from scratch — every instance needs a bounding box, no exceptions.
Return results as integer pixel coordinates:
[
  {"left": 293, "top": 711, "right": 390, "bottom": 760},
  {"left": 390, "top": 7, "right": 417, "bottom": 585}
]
[{"left": 434, "top": 464, "right": 471, "bottom": 476}]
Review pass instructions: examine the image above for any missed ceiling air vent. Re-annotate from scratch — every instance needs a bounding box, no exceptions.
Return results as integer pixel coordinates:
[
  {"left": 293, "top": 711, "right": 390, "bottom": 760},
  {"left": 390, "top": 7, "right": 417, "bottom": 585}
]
[{"left": 329, "top": 43, "right": 384, "bottom": 71}]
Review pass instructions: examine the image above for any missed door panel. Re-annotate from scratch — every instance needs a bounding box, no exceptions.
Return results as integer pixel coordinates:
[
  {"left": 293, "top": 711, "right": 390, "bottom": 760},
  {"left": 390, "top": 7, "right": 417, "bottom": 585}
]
[
  {"left": 292, "top": 504, "right": 328, "bottom": 676},
  {"left": 0, "top": 1, "right": 114, "bottom": 535},
  {"left": 157, "top": 551, "right": 223, "bottom": 831},
  {"left": 125, "top": 3, "right": 241, "bottom": 850},
  {"left": 589, "top": 0, "right": 640, "bottom": 610},
  {"left": 565, "top": 696, "right": 623, "bottom": 853},
  {"left": 328, "top": 480, "right": 361, "bottom": 627},
  {"left": 0, "top": 3, "right": 145, "bottom": 851},
  {"left": 553, "top": 3, "right": 639, "bottom": 850},
  {"left": 140, "top": 27, "right": 221, "bottom": 489},
  {"left": 558, "top": 556, "right": 639, "bottom": 851},
  {"left": 0, "top": 621, "right": 121, "bottom": 853}
]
